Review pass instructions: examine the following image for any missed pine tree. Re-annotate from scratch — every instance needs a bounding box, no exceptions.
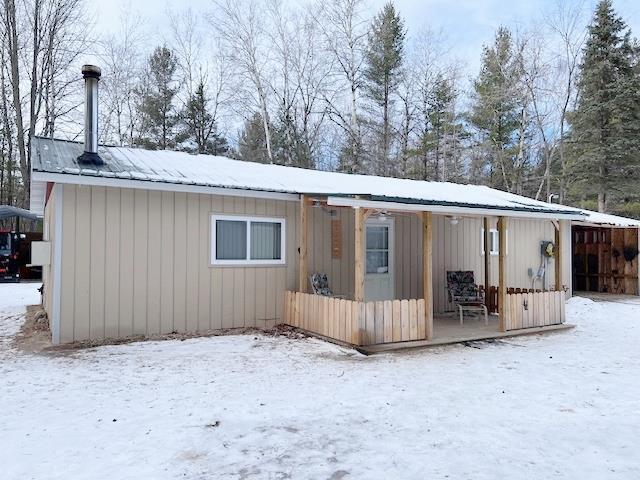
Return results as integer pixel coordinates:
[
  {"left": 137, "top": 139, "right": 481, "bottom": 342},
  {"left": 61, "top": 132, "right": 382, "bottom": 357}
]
[
  {"left": 238, "top": 113, "right": 272, "bottom": 163},
  {"left": 136, "top": 46, "right": 178, "bottom": 150},
  {"left": 413, "top": 74, "right": 465, "bottom": 181},
  {"left": 567, "top": 0, "right": 640, "bottom": 212},
  {"left": 271, "top": 108, "right": 313, "bottom": 169},
  {"left": 469, "top": 27, "right": 523, "bottom": 190},
  {"left": 364, "top": 2, "right": 406, "bottom": 175},
  {"left": 178, "top": 82, "right": 229, "bottom": 155}
]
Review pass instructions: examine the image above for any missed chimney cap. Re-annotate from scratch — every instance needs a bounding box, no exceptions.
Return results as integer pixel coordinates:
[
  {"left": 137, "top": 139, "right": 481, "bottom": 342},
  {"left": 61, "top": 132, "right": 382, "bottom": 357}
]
[{"left": 82, "top": 64, "right": 101, "bottom": 79}]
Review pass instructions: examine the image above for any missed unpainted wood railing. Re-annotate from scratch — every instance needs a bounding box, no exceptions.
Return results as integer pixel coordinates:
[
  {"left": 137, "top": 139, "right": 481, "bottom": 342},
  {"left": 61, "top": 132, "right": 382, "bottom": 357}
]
[{"left": 283, "top": 291, "right": 429, "bottom": 346}]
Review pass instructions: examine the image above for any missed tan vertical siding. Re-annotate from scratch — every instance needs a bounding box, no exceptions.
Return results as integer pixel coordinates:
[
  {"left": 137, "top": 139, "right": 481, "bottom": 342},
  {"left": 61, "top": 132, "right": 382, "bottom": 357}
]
[
  {"left": 104, "top": 187, "right": 121, "bottom": 338},
  {"left": 57, "top": 185, "right": 299, "bottom": 342},
  {"left": 74, "top": 186, "right": 91, "bottom": 340},
  {"left": 307, "top": 206, "right": 355, "bottom": 297},
  {"left": 394, "top": 214, "right": 557, "bottom": 313},
  {"left": 185, "top": 193, "right": 200, "bottom": 333},
  {"left": 146, "top": 190, "right": 162, "bottom": 334},
  {"left": 59, "top": 185, "right": 76, "bottom": 342},
  {"left": 133, "top": 189, "right": 148, "bottom": 335},
  {"left": 119, "top": 189, "right": 135, "bottom": 337},
  {"left": 89, "top": 186, "right": 106, "bottom": 339},
  {"left": 159, "top": 191, "right": 174, "bottom": 333}
]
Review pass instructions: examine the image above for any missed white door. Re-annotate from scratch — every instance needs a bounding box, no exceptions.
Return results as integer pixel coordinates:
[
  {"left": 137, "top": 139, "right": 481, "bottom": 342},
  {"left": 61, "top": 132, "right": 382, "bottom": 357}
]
[{"left": 364, "top": 217, "right": 395, "bottom": 301}]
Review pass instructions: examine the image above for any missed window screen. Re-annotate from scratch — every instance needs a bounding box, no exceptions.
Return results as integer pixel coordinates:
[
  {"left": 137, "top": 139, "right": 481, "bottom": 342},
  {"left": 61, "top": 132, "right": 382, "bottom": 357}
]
[
  {"left": 216, "top": 220, "right": 247, "bottom": 260},
  {"left": 250, "top": 221, "right": 282, "bottom": 260}
]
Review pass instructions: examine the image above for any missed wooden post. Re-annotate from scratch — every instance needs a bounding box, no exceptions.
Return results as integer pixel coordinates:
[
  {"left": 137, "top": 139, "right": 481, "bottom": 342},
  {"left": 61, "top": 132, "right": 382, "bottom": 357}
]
[
  {"left": 422, "top": 211, "right": 433, "bottom": 340},
  {"left": 484, "top": 216, "right": 491, "bottom": 308},
  {"left": 554, "top": 222, "right": 561, "bottom": 292},
  {"left": 299, "top": 195, "right": 308, "bottom": 293},
  {"left": 498, "top": 216, "right": 507, "bottom": 332},
  {"left": 354, "top": 206, "right": 365, "bottom": 302}
]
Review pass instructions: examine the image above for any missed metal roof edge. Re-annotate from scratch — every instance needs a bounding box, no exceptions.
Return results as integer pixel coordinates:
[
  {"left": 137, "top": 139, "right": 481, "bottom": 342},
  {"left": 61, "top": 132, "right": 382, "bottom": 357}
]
[
  {"left": 367, "top": 194, "right": 585, "bottom": 216},
  {"left": 31, "top": 170, "right": 300, "bottom": 202}
]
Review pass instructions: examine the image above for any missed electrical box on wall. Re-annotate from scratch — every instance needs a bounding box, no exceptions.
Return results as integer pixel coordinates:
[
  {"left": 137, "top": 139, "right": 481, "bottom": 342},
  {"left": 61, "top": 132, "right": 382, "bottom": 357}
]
[
  {"left": 541, "top": 241, "right": 555, "bottom": 258},
  {"left": 29, "top": 241, "right": 51, "bottom": 266}
]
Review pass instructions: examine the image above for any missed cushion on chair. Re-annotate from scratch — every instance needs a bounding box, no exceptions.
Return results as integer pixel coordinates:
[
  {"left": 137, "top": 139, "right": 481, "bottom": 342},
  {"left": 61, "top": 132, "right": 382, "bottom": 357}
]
[
  {"left": 310, "top": 273, "right": 333, "bottom": 296},
  {"left": 446, "top": 270, "right": 482, "bottom": 303}
]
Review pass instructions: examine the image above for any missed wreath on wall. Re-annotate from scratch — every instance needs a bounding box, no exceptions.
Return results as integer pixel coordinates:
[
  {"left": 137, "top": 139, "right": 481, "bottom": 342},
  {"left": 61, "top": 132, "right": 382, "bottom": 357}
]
[{"left": 623, "top": 245, "right": 639, "bottom": 262}]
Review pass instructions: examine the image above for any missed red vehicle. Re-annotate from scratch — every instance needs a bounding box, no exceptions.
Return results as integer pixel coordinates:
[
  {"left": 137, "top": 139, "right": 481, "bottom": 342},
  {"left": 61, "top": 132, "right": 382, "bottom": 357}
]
[{"left": 0, "top": 229, "right": 25, "bottom": 282}]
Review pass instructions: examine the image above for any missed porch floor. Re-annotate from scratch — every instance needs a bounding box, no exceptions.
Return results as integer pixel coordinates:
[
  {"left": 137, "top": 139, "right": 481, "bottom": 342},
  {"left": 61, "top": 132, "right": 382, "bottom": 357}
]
[{"left": 358, "top": 313, "right": 574, "bottom": 354}]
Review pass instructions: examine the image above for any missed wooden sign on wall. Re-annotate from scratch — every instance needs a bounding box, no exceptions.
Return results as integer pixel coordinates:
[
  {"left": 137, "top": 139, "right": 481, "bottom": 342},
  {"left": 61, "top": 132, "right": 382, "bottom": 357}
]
[{"left": 331, "top": 219, "right": 342, "bottom": 259}]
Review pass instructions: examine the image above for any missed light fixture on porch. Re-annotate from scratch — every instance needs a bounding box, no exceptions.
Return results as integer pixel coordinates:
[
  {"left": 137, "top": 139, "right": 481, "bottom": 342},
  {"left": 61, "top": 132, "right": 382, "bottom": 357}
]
[
  {"left": 377, "top": 210, "right": 389, "bottom": 221},
  {"left": 311, "top": 199, "right": 323, "bottom": 208},
  {"left": 448, "top": 216, "right": 460, "bottom": 226}
]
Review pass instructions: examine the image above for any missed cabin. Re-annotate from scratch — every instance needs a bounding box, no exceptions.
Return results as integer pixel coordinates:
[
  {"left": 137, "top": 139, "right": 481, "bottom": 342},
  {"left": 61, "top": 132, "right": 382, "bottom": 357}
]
[{"left": 30, "top": 65, "right": 630, "bottom": 350}]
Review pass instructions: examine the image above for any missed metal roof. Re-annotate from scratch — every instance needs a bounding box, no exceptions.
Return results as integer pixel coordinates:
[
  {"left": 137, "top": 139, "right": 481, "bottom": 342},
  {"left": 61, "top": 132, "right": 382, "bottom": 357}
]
[
  {"left": 0, "top": 205, "right": 40, "bottom": 221},
  {"left": 30, "top": 136, "right": 586, "bottom": 218}
]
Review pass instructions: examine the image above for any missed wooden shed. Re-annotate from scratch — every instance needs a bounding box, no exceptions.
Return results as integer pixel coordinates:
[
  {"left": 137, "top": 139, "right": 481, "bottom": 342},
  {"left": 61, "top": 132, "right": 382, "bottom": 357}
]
[{"left": 571, "top": 211, "right": 640, "bottom": 295}]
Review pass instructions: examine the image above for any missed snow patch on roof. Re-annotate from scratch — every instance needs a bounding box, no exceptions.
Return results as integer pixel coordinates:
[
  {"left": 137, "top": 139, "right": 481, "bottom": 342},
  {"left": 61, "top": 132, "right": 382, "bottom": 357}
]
[{"left": 579, "top": 209, "right": 640, "bottom": 227}]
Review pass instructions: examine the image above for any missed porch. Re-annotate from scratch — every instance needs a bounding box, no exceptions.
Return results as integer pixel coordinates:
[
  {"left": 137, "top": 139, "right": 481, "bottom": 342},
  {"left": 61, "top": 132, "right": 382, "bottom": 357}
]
[
  {"left": 283, "top": 195, "right": 573, "bottom": 351},
  {"left": 284, "top": 288, "right": 569, "bottom": 351}
]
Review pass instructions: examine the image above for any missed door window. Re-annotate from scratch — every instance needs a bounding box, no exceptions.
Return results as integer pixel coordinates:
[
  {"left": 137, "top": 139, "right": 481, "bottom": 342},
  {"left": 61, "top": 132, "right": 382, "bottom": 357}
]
[{"left": 366, "top": 225, "right": 389, "bottom": 274}]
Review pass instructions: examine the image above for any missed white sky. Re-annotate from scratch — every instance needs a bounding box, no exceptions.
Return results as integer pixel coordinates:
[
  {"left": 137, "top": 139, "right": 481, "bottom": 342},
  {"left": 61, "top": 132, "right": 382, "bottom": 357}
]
[{"left": 84, "top": 0, "right": 640, "bottom": 80}]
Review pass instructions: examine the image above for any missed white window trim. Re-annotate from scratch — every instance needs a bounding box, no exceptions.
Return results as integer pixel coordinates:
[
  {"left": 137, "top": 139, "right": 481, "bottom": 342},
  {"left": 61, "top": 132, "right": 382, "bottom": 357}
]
[
  {"left": 481, "top": 228, "right": 508, "bottom": 256},
  {"left": 211, "top": 214, "right": 286, "bottom": 266}
]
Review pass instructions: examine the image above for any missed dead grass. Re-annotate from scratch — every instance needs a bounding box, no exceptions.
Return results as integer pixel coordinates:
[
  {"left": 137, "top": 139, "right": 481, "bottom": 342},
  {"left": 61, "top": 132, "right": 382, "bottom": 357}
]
[
  {"left": 10, "top": 305, "right": 309, "bottom": 354},
  {"left": 44, "top": 323, "right": 309, "bottom": 352},
  {"left": 13, "top": 305, "right": 52, "bottom": 353}
]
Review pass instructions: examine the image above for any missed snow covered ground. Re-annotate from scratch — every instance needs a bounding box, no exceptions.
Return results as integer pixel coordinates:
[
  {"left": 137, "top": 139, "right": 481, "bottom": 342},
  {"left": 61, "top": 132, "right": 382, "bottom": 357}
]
[{"left": 1, "top": 283, "right": 639, "bottom": 480}]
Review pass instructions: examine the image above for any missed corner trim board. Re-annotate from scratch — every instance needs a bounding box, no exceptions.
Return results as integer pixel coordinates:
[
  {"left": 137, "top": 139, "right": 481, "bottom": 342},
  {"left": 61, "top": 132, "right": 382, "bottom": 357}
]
[{"left": 51, "top": 183, "right": 63, "bottom": 344}]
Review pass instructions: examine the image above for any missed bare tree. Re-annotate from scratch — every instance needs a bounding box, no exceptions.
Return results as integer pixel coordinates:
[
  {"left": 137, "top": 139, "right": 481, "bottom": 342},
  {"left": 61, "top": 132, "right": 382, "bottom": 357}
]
[
  {"left": 0, "top": 0, "right": 92, "bottom": 205},
  {"left": 100, "top": 7, "right": 144, "bottom": 146},
  {"left": 315, "top": 0, "right": 367, "bottom": 172},
  {"left": 545, "top": 0, "right": 586, "bottom": 203},
  {"left": 211, "top": 0, "right": 274, "bottom": 162}
]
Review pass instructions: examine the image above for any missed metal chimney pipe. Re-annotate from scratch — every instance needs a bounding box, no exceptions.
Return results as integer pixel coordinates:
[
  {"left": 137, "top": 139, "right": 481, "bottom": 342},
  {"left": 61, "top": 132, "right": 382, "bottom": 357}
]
[{"left": 76, "top": 64, "right": 104, "bottom": 166}]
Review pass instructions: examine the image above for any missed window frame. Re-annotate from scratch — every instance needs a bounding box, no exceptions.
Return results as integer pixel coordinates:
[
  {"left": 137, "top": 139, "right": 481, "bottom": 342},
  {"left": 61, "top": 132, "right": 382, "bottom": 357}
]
[
  {"left": 211, "top": 214, "right": 286, "bottom": 266},
  {"left": 481, "top": 228, "right": 508, "bottom": 256}
]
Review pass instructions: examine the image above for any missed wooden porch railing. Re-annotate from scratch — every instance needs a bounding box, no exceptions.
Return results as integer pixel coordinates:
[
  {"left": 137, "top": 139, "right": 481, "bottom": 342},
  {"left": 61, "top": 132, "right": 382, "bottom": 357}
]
[
  {"left": 504, "top": 290, "right": 566, "bottom": 330},
  {"left": 480, "top": 286, "right": 563, "bottom": 314},
  {"left": 283, "top": 291, "right": 428, "bottom": 346}
]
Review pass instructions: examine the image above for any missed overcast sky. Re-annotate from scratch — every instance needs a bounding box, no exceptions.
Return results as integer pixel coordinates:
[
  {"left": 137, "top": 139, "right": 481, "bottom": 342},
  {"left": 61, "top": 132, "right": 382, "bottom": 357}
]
[{"left": 84, "top": 0, "right": 640, "bottom": 80}]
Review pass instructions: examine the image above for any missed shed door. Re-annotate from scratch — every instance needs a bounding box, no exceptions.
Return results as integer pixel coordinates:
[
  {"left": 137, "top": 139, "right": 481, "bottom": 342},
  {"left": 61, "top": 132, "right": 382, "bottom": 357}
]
[{"left": 364, "top": 218, "right": 395, "bottom": 301}]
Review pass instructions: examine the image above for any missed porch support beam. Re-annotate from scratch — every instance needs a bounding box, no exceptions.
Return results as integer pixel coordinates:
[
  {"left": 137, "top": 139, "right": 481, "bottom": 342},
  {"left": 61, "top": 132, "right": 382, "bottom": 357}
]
[
  {"left": 299, "top": 194, "right": 308, "bottom": 293},
  {"left": 554, "top": 221, "right": 561, "bottom": 291},
  {"left": 422, "top": 211, "right": 433, "bottom": 340},
  {"left": 484, "top": 216, "right": 491, "bottom": 308},
  {"left": 354, "top": 206, "right": 366, "bottom": 302},
  {"left": 498, "top": 216, "right": 507, "bottom": 332}
]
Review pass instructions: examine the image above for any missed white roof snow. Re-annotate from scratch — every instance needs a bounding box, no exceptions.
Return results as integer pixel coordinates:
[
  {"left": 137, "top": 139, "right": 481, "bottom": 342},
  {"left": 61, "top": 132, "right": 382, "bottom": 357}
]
[
  {"left": 31, "top": 137, "right": 586, "bottom": 218},
  {"left": 577, "top": 209, "right": 640, "bottom": 228}
]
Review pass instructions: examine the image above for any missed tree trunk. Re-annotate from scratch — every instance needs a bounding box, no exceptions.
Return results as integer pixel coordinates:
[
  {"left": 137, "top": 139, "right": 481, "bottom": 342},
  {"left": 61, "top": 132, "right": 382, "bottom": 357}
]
[{"left": 4, "top": 0, "right": 29, "bottom": 206}]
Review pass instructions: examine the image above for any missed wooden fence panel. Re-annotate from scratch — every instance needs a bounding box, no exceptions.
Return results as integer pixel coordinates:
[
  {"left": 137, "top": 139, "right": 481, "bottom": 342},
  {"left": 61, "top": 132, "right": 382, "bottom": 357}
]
[
  {"left": 283, "top": 291, "right": 432, "bottom": 346},
  {"left": 504, "top": 290, "right": 565, "bottom": 331},
  {"left": 400, "top": 300, "right": 410, "bottom": 341},
  {"left": 392, "top": 300, "right": 401, "bottom": 342},
  {"left": 408, "top": 299, "right": 418, "bottom": 340}
]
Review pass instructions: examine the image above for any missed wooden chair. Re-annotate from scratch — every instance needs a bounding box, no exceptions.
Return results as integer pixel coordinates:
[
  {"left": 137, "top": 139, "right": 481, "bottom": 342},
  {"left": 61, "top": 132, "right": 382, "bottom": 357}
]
[{"left": 446, "top": 271, "right": 488, "bottom": 326}]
